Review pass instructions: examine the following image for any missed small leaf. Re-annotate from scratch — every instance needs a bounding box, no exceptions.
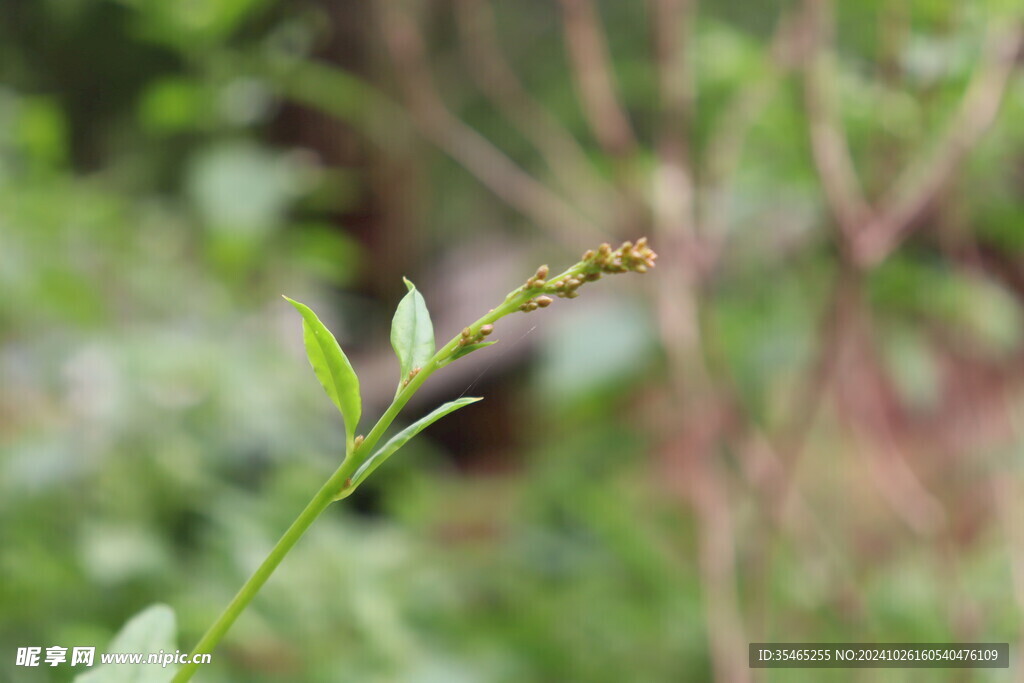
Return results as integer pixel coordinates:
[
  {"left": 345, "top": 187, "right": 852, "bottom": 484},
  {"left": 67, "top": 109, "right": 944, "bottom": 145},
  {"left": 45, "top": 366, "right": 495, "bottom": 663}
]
[
  {"left": 74, "top": 604, "right": 177, "bottom": 683},
  {"left": 337, "top": 397, "right": 482, "bottom": 499},
  {"left": 390, "top": 278, "right": 435, "bottom": 385},
  {"left": 284, "top": 296, "right": 361, "bottom": 448},
  {"left": 449, "top": 340, "right": 497, "bottom": 362}
]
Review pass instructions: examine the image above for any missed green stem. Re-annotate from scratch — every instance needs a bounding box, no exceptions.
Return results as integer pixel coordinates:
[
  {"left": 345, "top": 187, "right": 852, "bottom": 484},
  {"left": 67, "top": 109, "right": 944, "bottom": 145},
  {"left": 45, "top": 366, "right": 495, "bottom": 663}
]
[
  {"left": 170, "top": 455, "right": 358, "bottom": 682},
  {"left": 172, "top": 260, "right": 590, "bottom": 681}
]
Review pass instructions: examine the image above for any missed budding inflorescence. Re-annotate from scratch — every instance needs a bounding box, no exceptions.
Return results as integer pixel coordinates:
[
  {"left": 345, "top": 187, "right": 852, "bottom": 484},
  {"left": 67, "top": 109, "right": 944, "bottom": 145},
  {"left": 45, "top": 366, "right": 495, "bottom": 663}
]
[
  {"left": 515, "top": 237, "right": 656, "bottom": 311},
  {"left": 459, "top": 325, "right": 492, "bottom": 347},
  {"left": 523, "top": 264, "right": 549, "bottom": 289},
  {"left": 583, "top": 237, "right": 658, "bottom": 274}
]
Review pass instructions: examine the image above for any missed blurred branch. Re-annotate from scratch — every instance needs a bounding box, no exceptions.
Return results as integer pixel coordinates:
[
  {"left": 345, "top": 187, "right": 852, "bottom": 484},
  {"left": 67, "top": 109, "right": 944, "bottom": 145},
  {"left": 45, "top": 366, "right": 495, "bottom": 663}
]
[
  {"left": 558, "top": 0, "right": 638, "bottom": 158},
  {"left": 452, "top": 0, "right": 619, "bottom": 222},
  {"left": 753, "top": 266, "right": 850, "bottom": 523},
  {"left": 377, "top": 3, "right": 598, "bottom": 246},
  {"left": 268, "top": 59, "right": 408, "bottom": 154},
  {"left": 650, "top": 0, "right": 695, "bottom": 156},
  {"left": 648, "top": 0, "right": 699, "bottom": 271},
  {"left": 800, "top": 0, "right": 873, "bottom": 244},
  {"left": 692, "top": 462, "right": 753, "bottom": 683},
  {"left": 647, "top": 4, "right": 752, "bottom": 680},
  {"left": 857, "top": 22, "right": 1024, "bottom": 266},
  {"left": 833, "top": 295, "right": 947, "bottom": 535},
  {"left": 701, "top": 10, "right": 801, "bottom": 260},
  {"left": 801, "top": 1, "right": 1023, "bottom": 266},
  {"left": 660, "top": 406, "right": 752, "bottom": 683}
]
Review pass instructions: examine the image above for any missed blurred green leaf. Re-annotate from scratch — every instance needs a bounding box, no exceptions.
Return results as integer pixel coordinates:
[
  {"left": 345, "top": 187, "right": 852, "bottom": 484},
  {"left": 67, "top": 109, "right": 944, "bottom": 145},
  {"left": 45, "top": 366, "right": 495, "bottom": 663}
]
[
  {"left": 16, "top": 96, "right": 67, "bottom": 171},
  {"left": 74, "top": 604, "right": 177, "bottom": 683},
  {"left": 340, "top": 397, "right": 482, "bottom": 498},
  {"left": 870, "top": 256, "right": 1022, "bottom": 357},
  {"left": 288, "top": 223, "right": 362, "bottom": 287},
  {"left": 187, "top": 142, "right": 303, "bottom": 240},
  {"left": 124, "top": 0, "right": 272, "bottom": 49},
  {"left": 390, "top": 278, "right": 436, "bottom": 387},
  {"left": 137, "top": 78, "right": 206, "bottom": 134},
  {"left": 285, "top": 297, "right": 361, "bottom": 449}
]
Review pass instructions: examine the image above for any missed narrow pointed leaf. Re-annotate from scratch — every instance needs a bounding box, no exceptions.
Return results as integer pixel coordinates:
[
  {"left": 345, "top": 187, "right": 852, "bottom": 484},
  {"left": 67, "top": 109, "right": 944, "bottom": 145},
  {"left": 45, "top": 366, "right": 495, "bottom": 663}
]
[
  {"left": 450, "top": 340, "right": 497, "bottom": 362},
  {"left": 390, "top": 278, "right": 435, "bottom": 384},
  {"left": 338, "top": 397, "right": 482, "bottom": 498},
  {"left": 284, "top": 297, "right": 361, "bottom": 446}
]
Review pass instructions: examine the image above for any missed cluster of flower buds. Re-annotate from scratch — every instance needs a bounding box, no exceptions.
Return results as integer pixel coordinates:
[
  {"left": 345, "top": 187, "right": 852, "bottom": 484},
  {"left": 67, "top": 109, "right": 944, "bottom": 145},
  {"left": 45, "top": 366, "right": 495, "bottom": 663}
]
[
  {"left": 516, "top": 238, "right": 656, "bottom": 311},
  {"left": 523, "top": 264, "right": 549, "bottom": 289},
  {"left": 401, "top": 367, "right": 421, "bottom": 388},
  {"left": 549, "top": 273, "right": 600, "bottom": 299},
  {"left": 458, "top": 323, "right": 495, "bottom": 347},
  {"left": 582, "top": 237, "right": 657, "bottom": 274},
  {"left": 519, "top": 295, "right": 553, "bottom": 311}
]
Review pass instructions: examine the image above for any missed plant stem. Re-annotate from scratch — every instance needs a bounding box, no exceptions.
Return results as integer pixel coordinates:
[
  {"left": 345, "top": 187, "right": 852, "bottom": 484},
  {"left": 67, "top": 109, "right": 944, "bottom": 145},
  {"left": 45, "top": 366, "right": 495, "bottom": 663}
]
[
  {"left": 172, "top": 260, "right": 590, "bottom": 681},
  {"left": 170, "top": 455, "right": 358, "bottom": 682}
]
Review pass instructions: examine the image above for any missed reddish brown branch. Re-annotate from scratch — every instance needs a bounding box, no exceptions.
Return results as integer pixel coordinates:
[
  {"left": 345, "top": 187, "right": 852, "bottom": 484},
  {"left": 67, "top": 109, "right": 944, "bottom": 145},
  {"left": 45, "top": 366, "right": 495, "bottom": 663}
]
[
  {"left": 800, "top": 0, "right": 873, "bottom": 243},
  {"left": 377, "top": 3, "right": 596, "bottom": 246},
  {"left": 452, "top": 0, "right": 618, "bottom": 221},
  {"left": 558, "top": 0, "right": 638, "bottom": 158},
  {"left": 801, "top": 0, "right": 1023, "bottom": 266},
  {"left": 857, "top": 23, "right": 1024, "bottom": 266}
]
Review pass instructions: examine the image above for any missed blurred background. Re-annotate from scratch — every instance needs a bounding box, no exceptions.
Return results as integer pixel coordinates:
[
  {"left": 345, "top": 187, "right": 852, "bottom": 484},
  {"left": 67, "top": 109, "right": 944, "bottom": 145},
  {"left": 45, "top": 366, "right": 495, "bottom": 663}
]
[{"left": 2, "top": 0, "right": 1024, "bottom": 681}]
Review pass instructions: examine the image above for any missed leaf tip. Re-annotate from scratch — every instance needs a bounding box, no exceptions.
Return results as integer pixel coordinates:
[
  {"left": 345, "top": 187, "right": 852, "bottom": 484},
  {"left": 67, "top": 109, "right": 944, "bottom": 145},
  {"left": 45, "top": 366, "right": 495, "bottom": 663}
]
[
  {"left": 283, "top": 296, "right": 310, "bottom": 317},
  {"left": 402, "top": 276, "right": 416, "bottom": 292}
]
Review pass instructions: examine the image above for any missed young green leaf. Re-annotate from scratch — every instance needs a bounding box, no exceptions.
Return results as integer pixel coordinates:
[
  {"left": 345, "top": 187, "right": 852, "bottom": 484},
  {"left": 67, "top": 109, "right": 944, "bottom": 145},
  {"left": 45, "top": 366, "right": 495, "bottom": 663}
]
[
  {"left": 449, "top": 340, "right": 497, "bottom": 362},
  {"left": 336, "top": 396, "right": 482, "bottom": 499},
  {"left": 390, "top": 278, "right": 435, "bottom": 385},
  {"left": 284, "top": 297, "right": 361, "bottom": 449},
  {"left": 75, "top": 604, "right": 178, "bottom": 683}
]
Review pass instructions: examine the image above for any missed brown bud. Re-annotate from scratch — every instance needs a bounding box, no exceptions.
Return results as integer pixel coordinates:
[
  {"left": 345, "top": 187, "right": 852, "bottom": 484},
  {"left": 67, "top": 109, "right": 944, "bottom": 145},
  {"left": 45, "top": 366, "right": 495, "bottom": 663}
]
[
  {"left": 536, "top": 265, "right": 549, "bottom": 279},
  {"left": 354, "top": 435, "right": 364, "bottom": 449},
  {"left": 462, "top": 327, "right": 472, "bottom": 338},
  {"left": 480, "top": 324, "right": 494, "bottom": 336},
  {"left": 536, "top": 296, "right": 553, "bottom": 308}
]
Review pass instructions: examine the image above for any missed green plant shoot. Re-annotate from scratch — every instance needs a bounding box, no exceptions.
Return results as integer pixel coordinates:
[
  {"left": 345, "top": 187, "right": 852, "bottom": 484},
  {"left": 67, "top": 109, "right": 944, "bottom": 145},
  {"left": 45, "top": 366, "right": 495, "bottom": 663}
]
[{"left": 165, "top": 238, "right": 656, "bottom": 682}]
